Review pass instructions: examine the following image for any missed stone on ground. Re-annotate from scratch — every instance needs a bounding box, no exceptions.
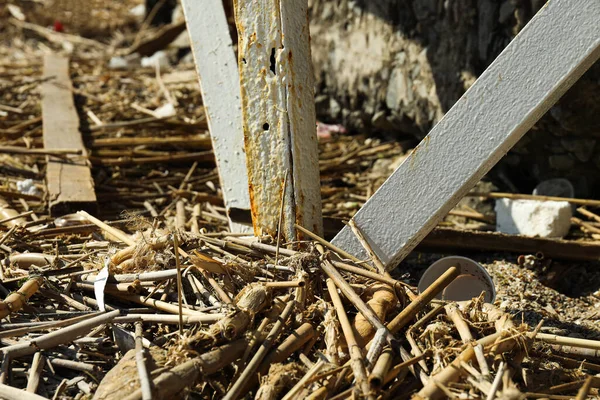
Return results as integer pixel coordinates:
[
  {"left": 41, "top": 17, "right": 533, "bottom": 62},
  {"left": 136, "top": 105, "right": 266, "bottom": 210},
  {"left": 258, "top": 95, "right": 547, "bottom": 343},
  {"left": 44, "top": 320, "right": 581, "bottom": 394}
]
[{"left": 495, "top": 199, "right": 572, "bottom": 238}]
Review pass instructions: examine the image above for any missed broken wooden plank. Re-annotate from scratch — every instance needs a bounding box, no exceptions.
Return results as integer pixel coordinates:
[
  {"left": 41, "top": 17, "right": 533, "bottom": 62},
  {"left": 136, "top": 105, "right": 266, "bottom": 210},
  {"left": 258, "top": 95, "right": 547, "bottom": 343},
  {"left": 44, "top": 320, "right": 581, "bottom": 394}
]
[
  {"left": 181, "top": 0, "right": 253, "bottom": 233},
  {"left": 235, "top": 0, "right": 323, "bottom": 241},
  {"left": 42, "top": 54, "right": 96, "bottom": 216},
  {"left": 332, "top": 0, "right": 600, "bottom": 268}
]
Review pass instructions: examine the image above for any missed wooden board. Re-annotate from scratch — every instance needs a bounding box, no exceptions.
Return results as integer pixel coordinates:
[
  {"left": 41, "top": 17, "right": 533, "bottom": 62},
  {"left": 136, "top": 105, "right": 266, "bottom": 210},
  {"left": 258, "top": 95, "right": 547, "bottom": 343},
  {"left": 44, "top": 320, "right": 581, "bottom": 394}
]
[
  {"left": 417, "top": 227, "right": 600, "bottom": 262},
  {"left": 332, "top": 0, "right": 600, "bottom": 268},
  {"left": 42, "top": 54, "right": 96, "bottom": 216},
  {"left": 235, "top": 0, "right": 323, "bottom": 241},
  {"left": 181, "top": 0, "right": 253, "bottom": 233}
]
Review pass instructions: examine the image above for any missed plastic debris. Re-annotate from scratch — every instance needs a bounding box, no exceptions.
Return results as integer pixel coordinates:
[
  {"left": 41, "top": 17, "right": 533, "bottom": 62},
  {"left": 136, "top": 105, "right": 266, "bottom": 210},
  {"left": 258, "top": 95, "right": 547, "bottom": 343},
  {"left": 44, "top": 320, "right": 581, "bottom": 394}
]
[
  {"left": 495, "top": 198, "right": 572, "bottom": 238},
  {"left": 16, "top": 179, "right": 41, "bottom": 197},
  {"left": 141, "top": 51, "right": 170, "bottom": 69}
]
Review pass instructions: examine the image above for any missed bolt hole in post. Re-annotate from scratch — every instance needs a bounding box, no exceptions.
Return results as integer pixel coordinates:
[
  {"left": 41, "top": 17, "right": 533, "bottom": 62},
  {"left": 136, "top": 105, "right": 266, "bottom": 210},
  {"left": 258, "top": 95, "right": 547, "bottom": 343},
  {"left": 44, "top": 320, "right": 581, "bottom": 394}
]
[
  {"left": 262, "top": 123, "right": 269, "bottom": 131},
  {"left": 269, "top": 48, "right": 276, "bottom": 74}
]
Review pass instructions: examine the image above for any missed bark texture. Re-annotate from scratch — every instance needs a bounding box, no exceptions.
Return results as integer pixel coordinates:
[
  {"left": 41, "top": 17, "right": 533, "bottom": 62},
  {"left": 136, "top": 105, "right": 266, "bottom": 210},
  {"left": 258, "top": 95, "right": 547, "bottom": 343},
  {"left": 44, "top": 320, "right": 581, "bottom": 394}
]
[{"left": 309, "top": 0, "right": 600, "bottom": 196}]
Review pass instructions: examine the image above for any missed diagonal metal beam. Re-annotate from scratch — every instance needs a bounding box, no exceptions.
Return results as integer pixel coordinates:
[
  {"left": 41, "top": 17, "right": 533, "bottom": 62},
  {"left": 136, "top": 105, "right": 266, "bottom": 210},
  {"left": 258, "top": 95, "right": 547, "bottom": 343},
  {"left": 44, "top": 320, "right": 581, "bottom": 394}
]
[
  {"left": 234, "top": 0, "right": 323, "bottom": 241},
  {"left": 332, "top": 0, "right": 600, "bottom": 269}
]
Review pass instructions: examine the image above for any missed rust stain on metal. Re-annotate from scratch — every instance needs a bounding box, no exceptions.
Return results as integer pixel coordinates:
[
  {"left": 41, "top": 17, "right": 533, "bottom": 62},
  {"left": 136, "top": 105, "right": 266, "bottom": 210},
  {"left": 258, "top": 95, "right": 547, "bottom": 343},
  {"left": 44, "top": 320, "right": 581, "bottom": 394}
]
[{"left": 235, "top": 0, "right": 323, "bottom": 242}]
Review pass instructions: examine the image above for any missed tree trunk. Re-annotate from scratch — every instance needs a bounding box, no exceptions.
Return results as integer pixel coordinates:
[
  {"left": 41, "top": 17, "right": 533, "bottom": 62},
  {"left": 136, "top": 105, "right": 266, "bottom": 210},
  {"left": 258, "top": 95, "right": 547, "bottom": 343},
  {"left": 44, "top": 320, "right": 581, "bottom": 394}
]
[{"left": 309, "top": 0, "right": 600, "bottom": 197}]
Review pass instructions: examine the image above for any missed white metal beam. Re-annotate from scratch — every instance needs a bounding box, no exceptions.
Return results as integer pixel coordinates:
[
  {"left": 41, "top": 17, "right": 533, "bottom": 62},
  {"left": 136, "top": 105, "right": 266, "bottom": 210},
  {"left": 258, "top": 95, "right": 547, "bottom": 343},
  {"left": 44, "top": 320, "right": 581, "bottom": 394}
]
[
  {"left": 181, "top": 0, "right": 252, "bottom": 233},
  {"left": 235, "top": 0, "right": 323, "bottom": 241},
  {"left": 332, "top": 0, "right": 600, "bottom": 268}
]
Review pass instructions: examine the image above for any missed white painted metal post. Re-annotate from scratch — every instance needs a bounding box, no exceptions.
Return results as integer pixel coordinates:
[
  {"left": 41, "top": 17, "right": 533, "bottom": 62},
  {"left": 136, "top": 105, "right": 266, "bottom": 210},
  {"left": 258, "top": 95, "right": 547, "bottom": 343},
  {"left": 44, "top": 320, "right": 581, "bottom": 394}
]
[
  {"left": 332, "top": 0, "right": 600, "bottom": 268},
  {"left": 235, "top": 0, "right": 323, "bottom": 241},
  {"left": 181, "top": 0, "right": 252, "bottom": 233}
]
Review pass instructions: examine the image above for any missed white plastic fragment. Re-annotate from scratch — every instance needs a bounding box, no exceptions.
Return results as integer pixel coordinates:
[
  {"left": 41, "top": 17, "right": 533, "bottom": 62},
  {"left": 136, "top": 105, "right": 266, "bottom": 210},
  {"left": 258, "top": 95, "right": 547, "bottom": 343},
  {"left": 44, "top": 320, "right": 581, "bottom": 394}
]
[
  {"left": 7, "top": 5, "right": 26, "bottom": 21},
  {"left": 418, "top": 256, "right": 496, "bottom": 303},
  {"left": 94, "top": 264, "right": 110, "bottom": 312},
  {"left": 153, "top": 103, "right": 176, "bottom": 118},
  {"left": 129, "top": 4, "right": 146, "bottom": 18},
  {"left": 108, "top": 56, "right": 129, "bottom": 70},
  {"left": 61, "top": 41, "right": 74, "bottom": 54},
  {"left": 495, "top": 199, "right": 572, "bottom": 238},
  {"left": 141, "top": 51, "right": 170, "bottom": 69},
  {"left": 16, "top": 179, "right": 40, "bottom": 196}
]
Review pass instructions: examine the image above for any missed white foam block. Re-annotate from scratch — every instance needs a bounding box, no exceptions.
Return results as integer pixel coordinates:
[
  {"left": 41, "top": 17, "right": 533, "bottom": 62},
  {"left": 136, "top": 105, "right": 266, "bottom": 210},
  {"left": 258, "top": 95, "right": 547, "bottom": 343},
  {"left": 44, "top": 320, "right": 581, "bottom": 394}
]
[{"left": 495, "top": 199, "right": 572, "bottom": 238}]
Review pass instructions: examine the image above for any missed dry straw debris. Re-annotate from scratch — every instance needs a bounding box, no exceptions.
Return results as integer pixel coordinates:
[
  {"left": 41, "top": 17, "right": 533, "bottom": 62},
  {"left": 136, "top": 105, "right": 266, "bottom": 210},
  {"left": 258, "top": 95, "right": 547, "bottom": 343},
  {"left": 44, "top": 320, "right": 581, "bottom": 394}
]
[{"left": 0, "top": 1, "right": 599, "bottom": 399}]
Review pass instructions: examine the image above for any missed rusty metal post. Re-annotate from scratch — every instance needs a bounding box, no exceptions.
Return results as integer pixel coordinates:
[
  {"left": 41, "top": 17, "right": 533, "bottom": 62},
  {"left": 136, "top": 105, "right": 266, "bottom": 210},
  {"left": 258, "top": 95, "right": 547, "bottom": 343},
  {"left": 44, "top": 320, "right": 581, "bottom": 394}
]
[{"left": 234, "top": 0, "right": 323, "bottom": 241}]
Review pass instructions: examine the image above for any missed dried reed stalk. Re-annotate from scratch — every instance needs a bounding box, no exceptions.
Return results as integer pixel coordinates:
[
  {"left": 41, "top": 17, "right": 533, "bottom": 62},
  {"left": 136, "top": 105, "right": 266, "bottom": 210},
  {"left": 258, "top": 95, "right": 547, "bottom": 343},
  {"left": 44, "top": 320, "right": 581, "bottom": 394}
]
[
  {"left": 295, "top": 224, "right": 365, "bottom": 266},
  {"left": 536, "top": 333, "right": 600, "bottom": 350},
  {"left": 575, "top": 375, "right": 595, "bottom": 400},
  {"left": 0, "top": 312, "right": 102, "bottom": 339},
  {"left": 0, "top": 276, "right": 43, "bottom": 320},
  {"left": 332, "top": 260, "right": 411, "bottom": 291},
  {"left": 348, "top": 219, "right": 386, "bottom": 273},
  {"left": 416, "top": 304, "right": 518, "bottom": 399},
  {"left": 223, "top": 299, "right": 296, "bottom": 400},
  {"left": 320, "top": 258, "right": 392, "bottom": 344},
  {"left": 25, "top": 352, "right": 45, "bottom": 394},
  {"left": 237, "top": 322, "right": 315, "bottom": 397},
  {"left": 326, "top": 278, "right": 370, "bottom": 397},
  {"left": 369, "top": 348, "right": 393, "bottom": 390},
  {"left": 577, "top": 207, "right": 600, "bottom": 223},
  {"left": 386, "top": 266, "right": 460, "bottom": 334},
  {"left": 445, "top": 303, "right": 490, "bottom": 377},
  {"left": 173, "top": 233, "right": 184, "bottom": 336},
  {"left": 0, "top": 383, "right": 47, "bottom": 400},
  {"left": 122, "top": 339, "right": 249, "bottom": 400},
  {"left": 109, "top": 293, "right": 205, "bottom": 316},
  {"left": 134, "top": 322, "right": 153, "bottom": 400},
  {"left": 77, "top": 211, "right": 135, "bottom": 246},
  {"left": 415, "top": 332, "right": 505, "bottom": 399},
  {"left": 3, "top": 309, "right": 121, "bottom": 358}
]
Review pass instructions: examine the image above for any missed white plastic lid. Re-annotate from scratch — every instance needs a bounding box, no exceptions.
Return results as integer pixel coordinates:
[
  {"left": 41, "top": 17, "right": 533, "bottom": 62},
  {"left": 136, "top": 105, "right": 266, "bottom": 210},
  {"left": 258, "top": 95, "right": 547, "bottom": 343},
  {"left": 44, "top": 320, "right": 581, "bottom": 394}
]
[{"left": 418, "top": 256, "right": 496, "bottom": 303}]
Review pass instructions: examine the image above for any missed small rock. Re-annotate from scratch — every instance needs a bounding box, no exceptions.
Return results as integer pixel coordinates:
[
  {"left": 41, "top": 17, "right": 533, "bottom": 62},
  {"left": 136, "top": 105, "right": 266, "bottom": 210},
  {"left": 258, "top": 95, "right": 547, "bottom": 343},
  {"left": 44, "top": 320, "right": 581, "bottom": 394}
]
[
  {"left": 495, "top": 199, "right": 572, "bottom": 238},
  {"left": 548, "top": 154, "right": 575, "bottom": 170},
  {"left": 498, "top": 1, "right": 515, "bottom": 24},
  {"left": 329, "top": 98, "right": 341, "bottom": 118},
  {"left": 561, "top": 138, "right": 596, "bottom": 162},
  {"left": 533, "top": 178, "right": 574, "bottom": 198}
]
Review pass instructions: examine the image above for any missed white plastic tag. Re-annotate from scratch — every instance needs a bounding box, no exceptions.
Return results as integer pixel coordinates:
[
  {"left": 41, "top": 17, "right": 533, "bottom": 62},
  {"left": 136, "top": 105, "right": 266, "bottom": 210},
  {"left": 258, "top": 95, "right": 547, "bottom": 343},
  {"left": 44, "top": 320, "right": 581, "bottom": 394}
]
[{"left": 94, "top": 261, "right": 110, "bottom": 311}]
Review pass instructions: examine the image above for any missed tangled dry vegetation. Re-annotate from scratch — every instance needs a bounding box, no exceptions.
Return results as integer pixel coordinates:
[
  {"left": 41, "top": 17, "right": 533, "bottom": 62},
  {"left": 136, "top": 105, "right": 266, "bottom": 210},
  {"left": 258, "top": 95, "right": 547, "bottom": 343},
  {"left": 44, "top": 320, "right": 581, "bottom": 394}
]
[{"left": 0, "top": 2, "right": 599, "bottom": 399}]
